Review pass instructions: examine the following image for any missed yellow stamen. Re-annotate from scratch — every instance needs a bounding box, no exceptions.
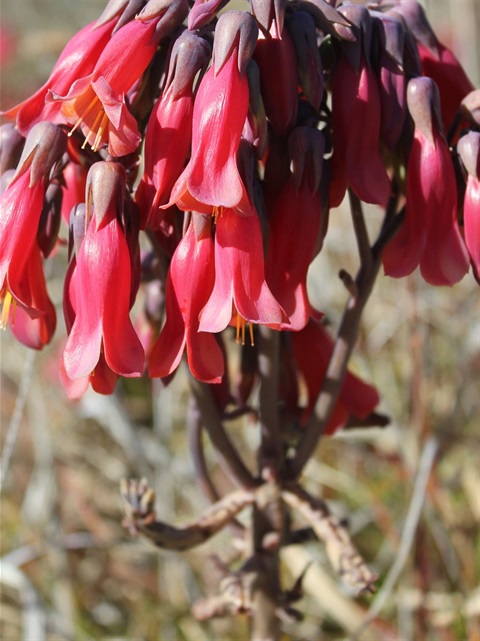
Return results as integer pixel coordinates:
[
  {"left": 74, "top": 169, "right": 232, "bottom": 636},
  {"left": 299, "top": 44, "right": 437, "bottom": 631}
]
[
  {"left": 92, "top": 111, "right": 108, "bottom": 152},
  {"left": 235, "top": 313, "right": 254, "bottom": 346},
  {"left": 0, "top": 291, "right": 16, "bottom": 329},
  {"left": 69, "top": 95, "right": 100, "bottom": 137},
  {"left": 81, "top": 108, "right": 104, "bottom": 150},
  {"left": 213, "top": 206, "right": 224, "bottom": 223}
]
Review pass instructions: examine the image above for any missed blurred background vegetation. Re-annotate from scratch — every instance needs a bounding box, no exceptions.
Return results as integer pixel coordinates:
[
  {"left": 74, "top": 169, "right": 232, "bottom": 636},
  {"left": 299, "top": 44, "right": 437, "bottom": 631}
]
[{"left": 1, "top": 1, "right": 479, "bottom": 640}]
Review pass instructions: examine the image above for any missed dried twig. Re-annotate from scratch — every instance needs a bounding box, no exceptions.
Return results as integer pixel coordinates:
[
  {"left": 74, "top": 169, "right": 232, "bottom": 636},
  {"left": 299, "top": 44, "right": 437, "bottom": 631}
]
[
  {"left": 282, "top": 485, "right": 377, "bottom": 594},
  {"left": 121, "top": 478, "right": 254, "bottom": 550}
]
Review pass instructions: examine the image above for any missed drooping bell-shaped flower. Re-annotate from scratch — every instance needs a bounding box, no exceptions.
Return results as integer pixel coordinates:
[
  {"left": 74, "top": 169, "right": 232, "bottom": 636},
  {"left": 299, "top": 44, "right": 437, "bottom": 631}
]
[
  {"left": 253, "top": 21, "right": 299, "bottom": 137},
  {"left": 458, "top": 132, "right": 480, "bottom": 283},
  {"left": 50, "top": 11, "right": 182, "bottom": 157},
  {"left": 7, "top": 245, "right": 57, "bottom": 350},
  {"left": 148, "top": 214, "right": 224, "bottom": 383},
  {"left": 0, "top": 122, "right": 66, "bottom": 327},
  {"left": 330, "top": 4, "right": 391, "bottom": 207},
  {"left": 374, "top": 12, "right": 407, "bottom": 150},
  {"left": 198, "top": 207, "right": 285, "bottom": 336},
  {"left": 135, "top": 31, "right": 211, "bottom": 228},
  {"left": 62, "top": 161, "right": 145, "bottom": 383},
  {"left": 167, "top": 12, "right": 257, "bottom": 216},
  {"left": 1, "top": 19, "right": 116, "bottom": 135},
  {"left": 266, "top": 127, "right": 325, "bottom": 331},
  {"left": 286, "top": 11, "right": 324, "bottom": 112},
  {"left": 396, "top": 0, "right": 473, "bottom": 132},
  {"left": 292, "top": 320, "right": 380, "bottom": 434},
  {"left": 383, "top": 77, "right": 470, "bottom": 286}
]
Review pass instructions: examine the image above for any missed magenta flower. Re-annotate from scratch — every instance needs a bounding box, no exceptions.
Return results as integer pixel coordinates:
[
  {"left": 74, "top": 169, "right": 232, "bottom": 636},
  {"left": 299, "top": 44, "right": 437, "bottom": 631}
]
[
  {"left": 292, "top": 320, "right": 380, "bottom": 434},
  {"left": 51, "top": 18, "right": 160, "bottom": 157},
  {"left": 458, "top": 132, "right": 480, "bottom": 282},
  {"left": 383, "top": 77, "right": 470, "bottom": 286},
  {"left": 62, "top": 162, "right": 144, "bottom": 381},
  {"left": 199, "top": 207, "right": 285, "bottom": 337},
  {"left": 0, "top": 123, "right": 66, "bottom": 326},
  {"left": 149, "top": 214, "right": 224, "bottom": 383},
  {"left": 331, "top": 55, "right": 391, "bottom": 208},
  {"left": 168, "top": 12, "right": 257, "bottom": 216},
  {"left": 2, "top": 19, "right": 115, "bottom": 135},
  {"left": 330, "top": 5, "right": 390, "bottom": 207},
  {"left": 6, "top": 244, "right": 56, "bottom": 350},
  {"left": 266, "top": 127, "right": 325, "bottom": 331},
  {"left": 253, "top": 24, "right": 299, "bottom": 137},
  {"left": 135, "top": 31, "right": 211, "bottom": 228}
]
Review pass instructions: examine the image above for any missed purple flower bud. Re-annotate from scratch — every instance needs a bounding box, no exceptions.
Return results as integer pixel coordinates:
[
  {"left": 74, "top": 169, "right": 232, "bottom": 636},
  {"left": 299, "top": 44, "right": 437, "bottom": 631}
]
[
  {"left": 86, "top": 161, "right": 126, "bottom": 228},
  {"left": 137, "top": 0, "right": 189, "bottom": 42},
  {"left": 13, "top": 121, "right": 67, "bottom": 188},
  {"left": 395, "top": 0, "right": 439, "bottom": 55},
  {"left": 458, "top": 131, "right": 480, "bottom": 180},
  {"left": 337, "top": 3, "right": 373, "bottom": 70},
  {"left": 286, "top": 12, "right": 324, "bottom": 111},
  {"left": 407, "top": 76, "right": 443, "bottom": 145},
  {"left": 296, "top": 0, "right": 354, "bottom": 41},
  {"left": 214, "top": 11, "right": 259, "bottom": 76},
  {"left": 164, "top": 31, "right": 212, "bottom": 99},
  {"left": 37, "top": 182, "right": 63, "bottom": 258},
  {"left": 96, "top": 0, "right": 146, "bottom": 32},
  {"left": 288, "top": 126, "right": 325, "bottom": 193},
  {"left": 188, "top": 0, "right": 229, "bottom": 31},
  {"left": 250, "top": 0, "right": 286, "bottom": 37},
  {"left": 69, "top": 203, "right": 87, "bottom": 260},
  {"left": 0, "top": 124, "right": 25, "bottom": 174},
  {"left": 245, "top": 60, "right": 268, "bottom": 158},
  {"left": 460, "top": 89, "right": 480, "bottom": 128}
]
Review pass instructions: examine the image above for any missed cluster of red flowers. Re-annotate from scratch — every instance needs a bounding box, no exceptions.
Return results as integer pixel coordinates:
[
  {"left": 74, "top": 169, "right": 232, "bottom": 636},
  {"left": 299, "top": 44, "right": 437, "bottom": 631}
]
[{"left": 1, "top": 0, "right": 478, "bottom": 432}]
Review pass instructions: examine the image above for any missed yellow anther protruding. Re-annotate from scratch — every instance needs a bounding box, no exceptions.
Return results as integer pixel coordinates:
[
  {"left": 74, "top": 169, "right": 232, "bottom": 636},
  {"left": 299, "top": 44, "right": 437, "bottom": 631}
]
[
  {"left": 0, "top": 291, "right": 16, "bottom": 330},
  {"left": 69, "top": 95, "right": 100, "bottom": 138}
]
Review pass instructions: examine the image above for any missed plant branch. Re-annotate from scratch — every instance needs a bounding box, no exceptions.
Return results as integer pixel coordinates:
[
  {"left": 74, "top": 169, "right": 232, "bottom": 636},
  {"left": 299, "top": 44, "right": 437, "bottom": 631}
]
[
  {"left": 348, "top": 189, "right": 372, "bottom": 272},
  {"left": 187, "top": 398, "right": 246, "bottom": 536},
  {"left": 189, "top": 376, "right": 256, "bottom": 489},
  {"left": 121, "top": 478, "right": 254, "bottom": 551},
  {"left": 257, "top": 325, "right": 282, "bottom": 476}
]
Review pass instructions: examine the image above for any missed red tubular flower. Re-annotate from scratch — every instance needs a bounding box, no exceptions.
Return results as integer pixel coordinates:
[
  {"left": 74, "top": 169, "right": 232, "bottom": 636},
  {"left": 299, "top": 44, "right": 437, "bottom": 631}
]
[
  {"left": 1, "top": 19, "right": 115, "bottom": 135},
  {"left": 60, "top": 161, "right": 89, "bottom": 224},
  {"left": 292, "top": 320, "right": 380, "bottom": 434},
  {"left": 458, "top": 132, "right": 480, "bottom": 283},
  {"left": 330, "top": 5, "right": 390, "bottom": 207},
  {"left": 383, "top": 77, "right": 469, "bottom": 286},
  {"left": 253, "top": 24, "right": 299, "bottom": 137},
  {"left": 375, "top": 13, "right": 407, "bottom": 150},
  {"left": 266, "top": 127, "right": 325, "bottom": 331},
  {"left": 62, "top": 162, "right": 144, "bottom": 382},
  {"left": 199, "top": 207, "right": 285, "bottom": 335},
  {"left": 135, "top": 31, "right": 211, "bottom": 228},
  {"left": 7, "top": 245, "right": 57, "bottom": 349},
  {"left": 168, "top": 12, "right": 257, "bottom": 216},
  {"left": 51, "top": 18, "right": 160, "bottom": 157},
  {"left": 0, "top": 123, "right": 66, "bottom": 327},
  {"left": 417, "top": 42, "right": 473, "bottom": 133},
  {"left": 148, "top": 214, "right": 224, "bottom": 383}
]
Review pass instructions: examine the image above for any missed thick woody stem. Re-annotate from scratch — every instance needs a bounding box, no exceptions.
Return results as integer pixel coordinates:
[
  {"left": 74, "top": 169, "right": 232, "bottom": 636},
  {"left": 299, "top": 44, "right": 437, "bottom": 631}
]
[
  {"left": 257, "top": 325, "right": 282, "bottom": 475},
  {"left": 189, "top": 377, "right": 256, "bottom": 489},
  {"left": 287, "top": 197, "right": 404, "bottom": 480},
  {"left": 250, "top": 326, "right": 283, "bottom": 641},
  {"left": 348, "top": 189, "right": 373, "bottom": 271}
]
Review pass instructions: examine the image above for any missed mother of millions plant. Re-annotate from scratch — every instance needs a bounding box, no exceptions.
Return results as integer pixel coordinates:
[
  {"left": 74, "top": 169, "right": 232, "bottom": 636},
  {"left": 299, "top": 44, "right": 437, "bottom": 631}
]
[{"left": 1, "top": 0, "right": 478, "bottom": 638}]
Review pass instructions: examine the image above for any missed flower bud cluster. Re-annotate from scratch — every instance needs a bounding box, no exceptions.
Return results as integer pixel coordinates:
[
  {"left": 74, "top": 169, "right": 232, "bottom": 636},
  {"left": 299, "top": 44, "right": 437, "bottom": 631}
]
[{"left": 1, "top": 0, "right": 477, "bottom": 429}]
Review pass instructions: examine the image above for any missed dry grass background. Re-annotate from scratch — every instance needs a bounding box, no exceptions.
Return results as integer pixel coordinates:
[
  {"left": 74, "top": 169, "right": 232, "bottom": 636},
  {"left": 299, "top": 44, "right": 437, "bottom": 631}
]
[{"left": 1, "top": 1, "right": 479, "bottom": 640}]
